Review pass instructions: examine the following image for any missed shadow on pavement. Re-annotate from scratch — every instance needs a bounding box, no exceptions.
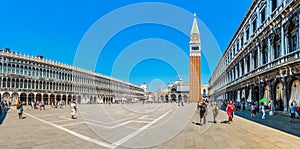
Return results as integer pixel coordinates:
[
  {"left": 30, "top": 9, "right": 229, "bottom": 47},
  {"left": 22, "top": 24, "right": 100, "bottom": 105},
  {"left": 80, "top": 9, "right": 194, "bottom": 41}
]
[
  {"left": 220, "top": 120, "right": 229, "bottom": 124},
  {"left": 207, "top": 120, "right": 217, "bottom": 124},
  {"left": 0, "top": 108, "right": 9, "bottom": 125},
  {"left": 192, "top": 122, "right": 202, "bottom": 126}
]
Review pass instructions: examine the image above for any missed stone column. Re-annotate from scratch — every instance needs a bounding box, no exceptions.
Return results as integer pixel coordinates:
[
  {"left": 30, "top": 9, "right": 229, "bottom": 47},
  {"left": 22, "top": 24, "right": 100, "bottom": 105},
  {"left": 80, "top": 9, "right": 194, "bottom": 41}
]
[
  {"left": 250, "top": 52, "right": 253, "bottom": 71},
  {"left": 281, "top": 24, "right": 285, "bottom": 59},
  {"left": 269, "top": 81, "right": 275, "bottom": 115},
  {"left": 14, "top": 79, "right": 17, "bottom": 89},
  {"left": 26, "top": 79, "right": 28, "bottom": 89},
  {"left": 244, "top": 58, "right": 247, "bottom": 74},
  {"left": 239, "top": 37, "right": 242, "bottom": 50},
  {"left": 232, "top": 69, "right": 235, "bottom": 81},
  {"left": 41, "top": 93, "right": 44, "bottom": 103},
  {"left": 284, "top": 29, "right": 289, "bottom": 55},
  {"left": 236, "top": 42, "right": 238, "bottom": 54},
  {"left": 236, "top": 65, "right": 239, "bottom": 79},
  {"left": 268, "top": 36, "right": 272, "bottom": 64},
  {"left": 66, "top": 96, "right": 69, "bottom": 105},
  {"left": 257, "top": 8, "right": 261, "bottom": 27},
  {"left": 267, "top": 0, "right": 271, "bottom": 17},
  {"left": 54, "top": 94, "right": 57, "bottom": 104},
  {"left": 258, "top": 45, "right": 262, "bottom": 67},
  {"left": 251, "top": 85, "right": 255, "bottom": 103},
  {"left": 282, "top": 78, "right": 288, "bottom": 113},
  {"left": 298, "top": 13, "right": 300, "bottom": 49},
  {"left": 48, "top": 95, "right": 50, "bottom": 105},
  {"left": 250, "top": 19, "right": 253, "bottom": 36},
  {"left": 5, "top": 77, "right": 8, "bottom": 88},
  {"left": 26, "top": 94, "right": 29, "bottom": 106},
  {"left": 239, "top": 62, "right": 242, "bottom": 77},
  {"left": 34, "top": 93, "right": 37, "bottom": 102},
  {"left": 243, "top": 29, "right": 247, "bottom": 44}
]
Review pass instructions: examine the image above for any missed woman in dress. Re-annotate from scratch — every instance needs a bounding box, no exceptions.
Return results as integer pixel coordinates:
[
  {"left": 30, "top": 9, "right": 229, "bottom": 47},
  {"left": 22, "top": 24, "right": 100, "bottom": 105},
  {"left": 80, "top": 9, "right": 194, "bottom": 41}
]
[{"left": 226, "top": 100, "right": 235, "bottom": 124}]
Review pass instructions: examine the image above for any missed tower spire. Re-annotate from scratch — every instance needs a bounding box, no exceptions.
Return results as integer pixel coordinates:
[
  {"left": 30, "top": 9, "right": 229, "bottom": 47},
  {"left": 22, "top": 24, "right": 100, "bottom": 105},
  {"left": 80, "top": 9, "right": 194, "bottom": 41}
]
[{"left": 191, "top": 13, "right": 200, "bottom": 35}]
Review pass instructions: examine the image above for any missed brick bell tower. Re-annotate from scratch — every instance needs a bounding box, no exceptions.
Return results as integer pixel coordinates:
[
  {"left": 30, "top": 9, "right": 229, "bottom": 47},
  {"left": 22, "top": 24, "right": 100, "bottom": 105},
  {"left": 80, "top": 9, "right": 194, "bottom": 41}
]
[{"left": 189, "top": 13, "right": 202, "bottom": 102}]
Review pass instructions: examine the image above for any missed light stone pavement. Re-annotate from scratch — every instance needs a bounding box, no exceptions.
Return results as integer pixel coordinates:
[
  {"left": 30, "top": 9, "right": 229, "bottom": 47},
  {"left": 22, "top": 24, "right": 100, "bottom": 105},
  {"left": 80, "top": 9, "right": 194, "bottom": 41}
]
[{"left": 0, "top": 103, "right": 299, "bottom": 149}]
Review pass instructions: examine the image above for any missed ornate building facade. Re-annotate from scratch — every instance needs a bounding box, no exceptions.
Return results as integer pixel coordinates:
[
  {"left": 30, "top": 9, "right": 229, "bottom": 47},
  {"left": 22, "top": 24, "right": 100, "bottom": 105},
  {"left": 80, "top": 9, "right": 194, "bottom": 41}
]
[
  {"left": 155, "top": 78, "right": 209, "bottom": 103},
  {"left": 209, "top": 0, "right": 299, "bottom": 113},
  {"left": 190, "top": 13, "right": 202, "bottom": 102},
  {"left": 0, "top": 48, "right": 145, "bottom": 105},
  {"left": 156, "top": 78, "right": 190, "bottom": 103}
]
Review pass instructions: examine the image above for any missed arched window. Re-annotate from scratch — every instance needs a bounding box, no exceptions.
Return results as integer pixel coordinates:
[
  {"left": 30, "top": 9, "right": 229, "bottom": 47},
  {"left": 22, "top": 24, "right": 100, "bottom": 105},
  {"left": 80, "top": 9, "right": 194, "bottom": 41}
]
[
  {"left": 24, "top": 80, "right": 27, "bottom": 88},
  {"left": 271, "top": 0, "right": 277, "bottom": 12},
  {"left": 12, "top": 64, "right": 15, "bottom": 73},
  {"left": 46, "top": 70, "right": 49, "bottom": 78},
  {"left": 20, "top": 66, "right": 23, "bottom": 75},
  {"left": 35, "top": 68, "right": 39, "bottom": 77},
  {"left": 274, "top": 34, "right": 281, "bottom": 59},
  {"left": 7, "top": 78, "right": 11, "bottom": 88},
  {"left": 39, "top": 81, "right": 43, "bottom": 90},
  {"left": 36, "top": 81, "right": 39, "bottom": 89},
  {"left": 3, "top": 63, "right": 7, "bottom": 73},
  {"left": 40, "top": 69, "right": 43, "bottom": 77},
  {"left": 28, "top": 80, "right": 31, "bottom": 89},
  {"left": 11, "top": 78, "right": 15, "bottom": 88},
  {"left": 24, "top": 66, "right": 28, "bottom": 76},
  {"left": 262, "top": 43, "right": 268, "bottom": 64},
  {"left": 7, "top": 64, "right": 11, "bottom": 73},
  {"left": 20, "top": 79, "right": 23, "bottom": 88}
]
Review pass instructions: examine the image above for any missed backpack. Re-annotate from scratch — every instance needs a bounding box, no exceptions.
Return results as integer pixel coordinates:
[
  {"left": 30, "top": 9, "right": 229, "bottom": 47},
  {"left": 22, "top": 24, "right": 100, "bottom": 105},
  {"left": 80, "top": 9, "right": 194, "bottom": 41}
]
[
  {"left": 200, "top": 105, "right": 206, "bottom": 113},
  {"left": 16, "top": 103, "right": 21, "bottom": 109},
  {"left": 295, "top": 106, "right": 299, "bottom": 112}
]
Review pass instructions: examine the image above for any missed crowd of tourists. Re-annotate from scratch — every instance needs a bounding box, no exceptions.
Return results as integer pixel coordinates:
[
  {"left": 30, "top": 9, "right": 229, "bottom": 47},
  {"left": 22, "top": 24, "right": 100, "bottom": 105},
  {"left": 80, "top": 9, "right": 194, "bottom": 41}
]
[
  {"left": 0, "top": 98, "right": 77, "bottom": 120},
  {"left": 0, "top": 100, "right": 10, "bottom": 116}
]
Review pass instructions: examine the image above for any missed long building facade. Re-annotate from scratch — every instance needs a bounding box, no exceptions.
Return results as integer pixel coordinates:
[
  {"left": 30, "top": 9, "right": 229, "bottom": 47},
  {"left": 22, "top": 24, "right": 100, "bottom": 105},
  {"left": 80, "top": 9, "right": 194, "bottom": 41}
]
[
  {"left": 209, "top": 0, "right": 299, "bottom": 113},
  {"left": 0, "top": 48, "right": 145, "bottom": 105}
]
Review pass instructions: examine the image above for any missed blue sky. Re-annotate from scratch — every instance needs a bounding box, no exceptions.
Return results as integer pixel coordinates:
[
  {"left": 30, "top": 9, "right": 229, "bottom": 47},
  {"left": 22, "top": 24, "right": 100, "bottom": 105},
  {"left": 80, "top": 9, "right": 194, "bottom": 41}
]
[{"left": 0, "top": 0, "right": 252, "bottom": 92}]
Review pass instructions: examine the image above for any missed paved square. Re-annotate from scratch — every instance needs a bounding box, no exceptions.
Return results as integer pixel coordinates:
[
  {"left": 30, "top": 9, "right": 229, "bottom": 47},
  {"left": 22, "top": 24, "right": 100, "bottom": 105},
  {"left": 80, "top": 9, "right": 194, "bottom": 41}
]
[{"left": 1, "top": 103, "right": 300, "bottom": 149}]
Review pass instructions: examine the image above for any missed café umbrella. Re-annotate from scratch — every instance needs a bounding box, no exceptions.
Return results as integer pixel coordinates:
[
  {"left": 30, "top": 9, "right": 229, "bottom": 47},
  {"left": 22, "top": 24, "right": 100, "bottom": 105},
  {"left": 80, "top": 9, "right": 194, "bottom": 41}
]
[{"left": 259, "top": 98, "right": 268, "bottom": 103}]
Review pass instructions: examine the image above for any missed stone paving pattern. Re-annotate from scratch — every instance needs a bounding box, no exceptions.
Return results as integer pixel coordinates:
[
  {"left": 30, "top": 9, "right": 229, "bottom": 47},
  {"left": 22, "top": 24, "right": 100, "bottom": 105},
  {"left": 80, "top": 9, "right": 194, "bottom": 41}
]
[{"left": 0, "top": 104, "right": 299, "bottom": 149}]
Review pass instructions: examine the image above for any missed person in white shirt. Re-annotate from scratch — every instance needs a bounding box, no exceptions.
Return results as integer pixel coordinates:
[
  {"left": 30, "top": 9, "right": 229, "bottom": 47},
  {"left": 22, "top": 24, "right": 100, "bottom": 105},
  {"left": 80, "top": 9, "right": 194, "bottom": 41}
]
[
  {"left": 70, "top": 100, "right": 77, "bottom": 119},
  {"left": 261, "top": 105, "right": 265, "bottom": 119}
]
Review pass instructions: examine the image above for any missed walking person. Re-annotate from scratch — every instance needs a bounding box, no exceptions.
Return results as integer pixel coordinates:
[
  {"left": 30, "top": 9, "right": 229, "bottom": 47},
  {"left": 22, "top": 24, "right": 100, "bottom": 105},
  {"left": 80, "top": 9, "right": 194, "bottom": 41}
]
[
  {"left": 251, "top": 103, "right": 256, "bottom": 117},
  {"left": 261, "top": 104, "right": 265, "bottom": 119},
  {"left": 199, "top": 102, "right": 207, "bottom": 125},
  {"left": 196, "top": 101, "right": 201, "bottom": 112},
  {"left": 40, "top": 100, "right": 45, "bottom": 110},
  {"left": 16, "top": 100, "right": 23, "bottom": 119},
  {"left": 226, "top": 100, "right": 235, "bottom": 124},
  {"left": 212, "top": 102, "right": 219, "bottom": 123},
  {"left": 3, "top": 100, "right": 8, "bottom": 113},
  {"left": 290, "top": 102, "right": 296, "bottom": 123},
  {"left": 0, "top": 101, "right": 3, "bottom": 115},
  {"left": 70, "top": 100, "right": 77, "bottom": 119},
  {"left": 31, "top": 100, "right": 35, "bottom": 109},
  {"left": 293, "top": 102, "right": 299, "bottom": 118}
]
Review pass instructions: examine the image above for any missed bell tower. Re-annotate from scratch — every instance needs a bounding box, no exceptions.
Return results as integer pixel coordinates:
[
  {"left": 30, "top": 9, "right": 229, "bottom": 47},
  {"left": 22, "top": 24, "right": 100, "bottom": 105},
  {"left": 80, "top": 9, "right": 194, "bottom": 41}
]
[{"left": 189, "top": 13, "right": 202, "bottom": 102}]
